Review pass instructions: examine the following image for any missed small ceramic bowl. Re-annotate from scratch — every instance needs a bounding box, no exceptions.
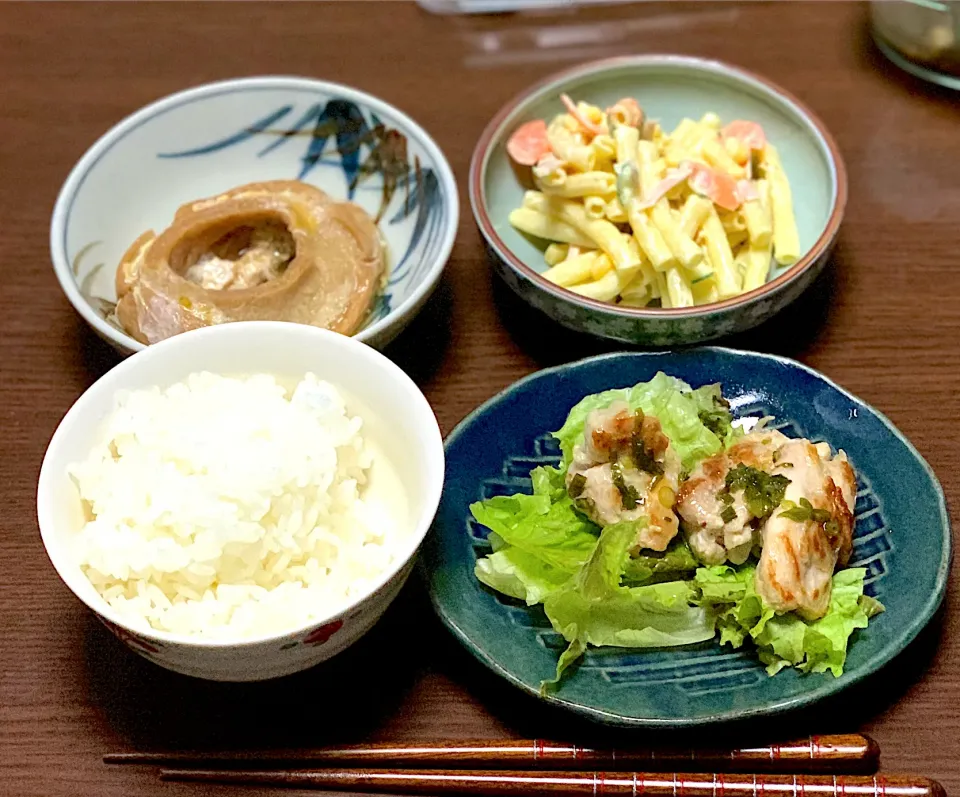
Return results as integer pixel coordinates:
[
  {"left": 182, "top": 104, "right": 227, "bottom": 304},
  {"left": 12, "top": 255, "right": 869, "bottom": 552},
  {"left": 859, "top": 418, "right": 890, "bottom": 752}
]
[
  {"left": 37, "top": 321, "right": 445, "bottom": 681},
  {"left": 470, "top": 56, "right": 847, "bottom": 346},
  {"left": 50, "top": 76, "right": 459, "bottom": 354}
]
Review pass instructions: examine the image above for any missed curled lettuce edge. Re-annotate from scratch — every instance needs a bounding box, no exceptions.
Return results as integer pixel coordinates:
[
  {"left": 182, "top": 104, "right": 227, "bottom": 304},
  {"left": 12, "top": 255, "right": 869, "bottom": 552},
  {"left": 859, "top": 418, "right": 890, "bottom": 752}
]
[
  {"left": 694, "top": 565, "right": 885, "bottom": 677},
  {"left": 539, "top": 522, "right": 717, "bottom": 693}
]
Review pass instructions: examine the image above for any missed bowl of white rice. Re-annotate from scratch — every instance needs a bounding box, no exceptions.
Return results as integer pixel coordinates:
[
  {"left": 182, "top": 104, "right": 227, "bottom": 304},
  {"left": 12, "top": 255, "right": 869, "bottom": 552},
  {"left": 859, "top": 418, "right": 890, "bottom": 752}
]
[{"left": 37, "top": 321, "right": 444, "bottom": 681}]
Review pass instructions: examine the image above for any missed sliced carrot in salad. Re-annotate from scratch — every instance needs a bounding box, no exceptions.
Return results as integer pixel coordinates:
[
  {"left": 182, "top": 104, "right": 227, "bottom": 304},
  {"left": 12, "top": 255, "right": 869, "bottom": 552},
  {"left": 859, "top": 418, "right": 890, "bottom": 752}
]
[
  {"left": 506, "top": 119, "right": 551, "bottom": 166},
  {"left": 722, "top": 120, "right": 767, "bottom": 151},
  {"left": 686, "top": 161, "right": 741, "bottom": 211}
]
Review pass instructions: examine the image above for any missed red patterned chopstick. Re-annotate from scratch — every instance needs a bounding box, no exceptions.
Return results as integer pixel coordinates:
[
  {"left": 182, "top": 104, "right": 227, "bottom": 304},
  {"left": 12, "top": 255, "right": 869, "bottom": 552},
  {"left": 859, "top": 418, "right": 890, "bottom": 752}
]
[{"left": 157, "top": 768, "right": 944, "bottom": 797}]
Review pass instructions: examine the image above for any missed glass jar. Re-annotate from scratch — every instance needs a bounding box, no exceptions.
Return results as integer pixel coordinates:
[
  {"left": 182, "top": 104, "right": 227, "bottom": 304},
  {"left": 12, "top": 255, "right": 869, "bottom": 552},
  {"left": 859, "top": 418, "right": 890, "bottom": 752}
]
[{"left": 871, "top": 0, "right": 960, "bottom": 89}]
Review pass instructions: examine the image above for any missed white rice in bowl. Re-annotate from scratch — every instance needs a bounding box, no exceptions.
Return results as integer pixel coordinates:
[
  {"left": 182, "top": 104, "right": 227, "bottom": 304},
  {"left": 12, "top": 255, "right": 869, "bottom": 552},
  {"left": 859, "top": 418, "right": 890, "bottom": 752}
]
[{"left": 68, "top": 371, "right": 398, "bottom": 640}]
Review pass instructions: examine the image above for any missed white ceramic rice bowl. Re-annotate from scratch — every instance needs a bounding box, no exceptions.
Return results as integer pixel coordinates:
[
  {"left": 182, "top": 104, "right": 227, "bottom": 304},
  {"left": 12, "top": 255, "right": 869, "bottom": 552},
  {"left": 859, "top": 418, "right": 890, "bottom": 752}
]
[{"left": 37, "top": 321, "right": 445, "bottom": 681}]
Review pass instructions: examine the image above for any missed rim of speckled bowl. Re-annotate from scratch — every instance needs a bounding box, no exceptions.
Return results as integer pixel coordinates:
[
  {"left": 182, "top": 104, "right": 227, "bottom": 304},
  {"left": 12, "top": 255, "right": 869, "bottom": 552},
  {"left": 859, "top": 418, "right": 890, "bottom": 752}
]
[
  {"left": 49, "top": 76, "right": 459, "bottom": 353},
  {"left": 469, "top": 55, "right": 848, "bottom": 319},
  {"left": 36, "top": 322, "right": 446, "bottom": 649}
]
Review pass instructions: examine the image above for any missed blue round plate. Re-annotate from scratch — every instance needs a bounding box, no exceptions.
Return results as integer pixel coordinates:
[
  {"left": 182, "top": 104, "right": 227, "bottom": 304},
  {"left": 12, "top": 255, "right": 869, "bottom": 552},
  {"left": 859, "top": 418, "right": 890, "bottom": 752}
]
[{"left": 423, "top": 348, "right": 951, "bottom": 727}]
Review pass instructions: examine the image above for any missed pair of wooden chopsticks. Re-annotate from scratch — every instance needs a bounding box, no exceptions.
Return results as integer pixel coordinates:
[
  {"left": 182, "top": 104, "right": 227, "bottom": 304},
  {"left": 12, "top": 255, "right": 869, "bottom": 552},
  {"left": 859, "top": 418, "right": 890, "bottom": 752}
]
[{"left": 105, "top": 735, "right": 945, "bottom": 797}]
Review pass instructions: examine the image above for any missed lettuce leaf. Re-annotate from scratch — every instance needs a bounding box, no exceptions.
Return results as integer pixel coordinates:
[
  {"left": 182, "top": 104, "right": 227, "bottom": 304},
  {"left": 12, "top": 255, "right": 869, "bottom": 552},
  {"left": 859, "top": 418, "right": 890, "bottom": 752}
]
[
  {"left": 470, "top": 478, "right": 598, "bottom": 573},
  {"left": 694, "top": 565, "right": 884, "bottom": 676},
  {"left": 541, "top": 522, "right": 717, "bottom": 692},
  {"left": 530, "top": 465, "right": 567, "bottom": 501},
  {"left": 475, "top": 547, "right": 575, "bottom": 605},
  {"left": 472, "top": 466, "right": 600, "bottom": 603},
  {"left": 552, "top": 372, "right": 737, "bottom": 473}
]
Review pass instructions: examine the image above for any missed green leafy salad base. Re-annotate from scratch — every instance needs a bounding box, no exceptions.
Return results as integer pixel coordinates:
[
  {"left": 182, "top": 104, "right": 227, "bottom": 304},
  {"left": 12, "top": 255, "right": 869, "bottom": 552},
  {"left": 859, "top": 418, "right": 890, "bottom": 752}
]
[{"left": 470, "top": 373, "right": 883, "bottom": 692}]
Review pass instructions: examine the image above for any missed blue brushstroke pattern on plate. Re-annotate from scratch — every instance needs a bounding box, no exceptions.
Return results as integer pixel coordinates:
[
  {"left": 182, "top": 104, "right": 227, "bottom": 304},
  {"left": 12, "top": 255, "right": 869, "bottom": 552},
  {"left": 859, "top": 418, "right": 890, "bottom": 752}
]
[{"left": 423, "top": 348, "right": 950, "bottom": 727}]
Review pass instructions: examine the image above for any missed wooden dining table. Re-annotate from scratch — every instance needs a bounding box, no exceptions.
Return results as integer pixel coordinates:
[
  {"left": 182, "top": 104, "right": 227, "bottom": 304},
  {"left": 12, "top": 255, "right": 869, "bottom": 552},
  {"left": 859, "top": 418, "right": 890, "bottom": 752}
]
[{"left": 2, "top": 1, "right": 958, "bottom": 795}]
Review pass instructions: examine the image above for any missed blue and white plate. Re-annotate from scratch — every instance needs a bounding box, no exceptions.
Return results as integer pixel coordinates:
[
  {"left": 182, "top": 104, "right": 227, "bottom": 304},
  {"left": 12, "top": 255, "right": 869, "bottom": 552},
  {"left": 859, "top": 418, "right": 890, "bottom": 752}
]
[
  {"left": 50, "top": 76, "right": 459, "bottom": 353},
  {"left": 423, "top": 348, "right": 950, "bottom": 727}
]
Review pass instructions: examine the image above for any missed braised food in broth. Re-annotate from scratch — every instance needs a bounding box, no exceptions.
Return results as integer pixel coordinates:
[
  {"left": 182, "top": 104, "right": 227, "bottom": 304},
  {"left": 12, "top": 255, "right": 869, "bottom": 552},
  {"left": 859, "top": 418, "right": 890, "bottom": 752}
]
[{"left": 115, "top": 180, "right": 386, "bottom": 344}]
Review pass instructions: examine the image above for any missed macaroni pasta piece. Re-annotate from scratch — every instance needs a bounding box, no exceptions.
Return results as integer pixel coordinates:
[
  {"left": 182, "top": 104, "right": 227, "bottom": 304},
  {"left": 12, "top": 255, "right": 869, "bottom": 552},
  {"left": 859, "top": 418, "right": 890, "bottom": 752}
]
[
  {"left": 569, "top": 267, "right": 622, "bottom": 301},
  {"left": 543, "top": 251, "right": 605, "bottom": 287},
  {"left": 544, "top": 243, "right": 569, "bottom": 266},
  {"left": 536, "top": 171, "right": 616, "bottom": 199},
  {"left": 742, "top": 178, "right": 773, "bottom": 249},
  {"left": 508, "top": 207, "right": 595, "bottom": 249},
  {"left": 701, "top": 208, "right": 741, "bottom": 299},
  {"left": 546, "top": 120, "right": 595, "bottom": 172},
  {"left": 764, "top": 143, "right": 801, "bottom": 266}
]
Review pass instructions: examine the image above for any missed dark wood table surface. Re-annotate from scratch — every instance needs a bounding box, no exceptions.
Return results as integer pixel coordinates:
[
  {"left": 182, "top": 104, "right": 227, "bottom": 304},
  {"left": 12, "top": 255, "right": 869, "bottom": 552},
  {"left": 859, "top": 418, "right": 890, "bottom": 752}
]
[{"left": 2, "top": 2, "right": 958, "bottom": 795}]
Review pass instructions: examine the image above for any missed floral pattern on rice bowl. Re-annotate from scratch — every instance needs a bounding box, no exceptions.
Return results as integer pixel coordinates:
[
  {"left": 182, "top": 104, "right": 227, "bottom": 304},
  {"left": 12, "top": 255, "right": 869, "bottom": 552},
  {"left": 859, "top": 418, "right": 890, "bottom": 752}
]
[
  {"left": 98, "top": 617, "right": 161, "bottom": 655},
  {"left": 303, "top": 619, "right": 344, "bottom": 646}
]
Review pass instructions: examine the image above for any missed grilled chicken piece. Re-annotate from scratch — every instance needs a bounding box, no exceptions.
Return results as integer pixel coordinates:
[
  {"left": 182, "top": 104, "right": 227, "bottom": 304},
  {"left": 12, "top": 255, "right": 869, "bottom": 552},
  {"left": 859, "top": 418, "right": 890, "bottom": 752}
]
[
  {"left": 675, "top": 429, "right": 789, "bottom": 565},
  {"left": 566, "top": 402, "right": 681, "bottom": 552},
  {"left": 755, "top": 440, "right": 856, "bottom": 620}
]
